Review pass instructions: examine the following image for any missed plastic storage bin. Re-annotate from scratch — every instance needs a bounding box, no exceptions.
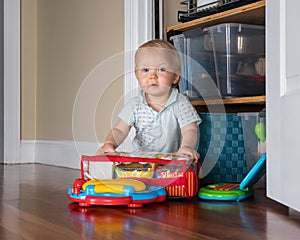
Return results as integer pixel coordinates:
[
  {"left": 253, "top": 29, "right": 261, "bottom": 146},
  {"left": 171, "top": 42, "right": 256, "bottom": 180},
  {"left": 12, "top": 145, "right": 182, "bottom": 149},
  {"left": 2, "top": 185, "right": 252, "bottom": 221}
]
[
  {"left": 170, "top": 29, "right": 220, "bottom": 99},
  {"left": 203, "top": 23, "right": 265, "bottom": 97},
  {"left": 198, "top": 111, "right": 266, "bottom": 187},
  {"left": 198, "top": 113, "right": 247, "bottom": 184},
  {"left": 170, "top": 23, "right": 265, "bottom": 98},
  {"left": 239, "top": 111, "right": 266, "bottom": 187},
  {"left": 170, "top": 33, "right": 189, "bottom": 97}
]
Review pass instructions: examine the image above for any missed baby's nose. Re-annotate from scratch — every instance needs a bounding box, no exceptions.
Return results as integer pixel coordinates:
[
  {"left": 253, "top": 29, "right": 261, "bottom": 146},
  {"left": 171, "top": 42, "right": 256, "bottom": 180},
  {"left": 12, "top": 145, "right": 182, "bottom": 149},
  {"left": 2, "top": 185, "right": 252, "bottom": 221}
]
[{"left": 149, "top": 69, "right": 158, "bottom": 77}]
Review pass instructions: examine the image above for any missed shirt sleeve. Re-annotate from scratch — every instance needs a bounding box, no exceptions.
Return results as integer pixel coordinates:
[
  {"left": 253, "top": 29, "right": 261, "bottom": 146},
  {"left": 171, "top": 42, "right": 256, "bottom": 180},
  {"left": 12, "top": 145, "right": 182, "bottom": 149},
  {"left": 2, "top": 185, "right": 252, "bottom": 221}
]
[
  {"left": 118, "top": 98, "right": 136, "bottom": 126},
  {"left": 176, "top": 95, "right": 202, "bottom": 128}
]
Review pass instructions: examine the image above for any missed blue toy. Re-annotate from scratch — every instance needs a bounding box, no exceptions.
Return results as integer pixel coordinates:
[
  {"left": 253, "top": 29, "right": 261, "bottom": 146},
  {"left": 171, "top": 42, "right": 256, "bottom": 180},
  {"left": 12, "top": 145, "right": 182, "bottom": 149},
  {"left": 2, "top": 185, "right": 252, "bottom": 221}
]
[{"left": 68, "top": 178, "right": 167, "bottom": 208}]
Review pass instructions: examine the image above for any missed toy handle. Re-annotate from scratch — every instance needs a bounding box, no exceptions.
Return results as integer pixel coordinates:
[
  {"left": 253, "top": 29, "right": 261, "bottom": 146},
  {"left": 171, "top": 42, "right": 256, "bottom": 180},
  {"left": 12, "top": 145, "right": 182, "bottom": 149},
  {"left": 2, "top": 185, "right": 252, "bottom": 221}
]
[
  {"left": 93, "top": 184, "right": 134, "bottom": 194},
  {"left": 81, "top": 154, "right": 180, "bottom": 164},
  {"left": 80, "top": 154, "right": 193, "bottom": 180},
  {"left": 184, "top": 162, "right": 200, "bottom": 198}
]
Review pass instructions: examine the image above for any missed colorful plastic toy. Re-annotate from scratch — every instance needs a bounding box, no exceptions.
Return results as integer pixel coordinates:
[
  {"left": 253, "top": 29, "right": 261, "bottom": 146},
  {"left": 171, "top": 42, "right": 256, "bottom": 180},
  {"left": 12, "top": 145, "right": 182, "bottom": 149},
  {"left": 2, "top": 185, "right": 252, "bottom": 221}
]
[
  {"left": 198, "top": 153, "right": 266, "bottom": 201},
  {"left": 67, "top": 152, "right": 198, "bottom": 207},
  {"left": 68, "top": 178, "right": 166, "bottom": 208},
  {"left": 84, "top": 153, "right": 198, "bottom": 198}
]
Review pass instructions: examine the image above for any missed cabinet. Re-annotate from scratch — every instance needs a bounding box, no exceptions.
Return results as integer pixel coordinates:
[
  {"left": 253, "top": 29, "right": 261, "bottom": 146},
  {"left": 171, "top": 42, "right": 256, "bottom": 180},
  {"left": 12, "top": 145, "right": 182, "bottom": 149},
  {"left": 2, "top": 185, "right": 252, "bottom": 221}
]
[{"left": 166, "top": 0, "right": 265, "bottom": 112}]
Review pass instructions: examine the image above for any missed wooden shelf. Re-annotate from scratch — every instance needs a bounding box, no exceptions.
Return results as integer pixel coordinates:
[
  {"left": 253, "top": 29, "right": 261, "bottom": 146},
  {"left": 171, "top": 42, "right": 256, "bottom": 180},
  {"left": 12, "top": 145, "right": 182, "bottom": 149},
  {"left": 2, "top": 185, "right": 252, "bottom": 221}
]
[
  {"left": 191, "top": 95, "right": 266, "bottom": 106},
  {"left": 167, "top": 0, "right": 265, "bottom": 33},
  {"left": 191, "top": 95, "right": 266, "bottom": 113}
]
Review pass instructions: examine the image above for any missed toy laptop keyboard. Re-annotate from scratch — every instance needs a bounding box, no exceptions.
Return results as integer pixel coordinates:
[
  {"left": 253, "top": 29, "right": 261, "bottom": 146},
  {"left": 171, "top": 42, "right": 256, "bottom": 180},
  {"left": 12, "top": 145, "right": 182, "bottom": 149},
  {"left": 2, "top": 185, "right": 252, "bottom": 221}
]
[{"left": 198, "top": 153, "right": 266, "bottom": 201}]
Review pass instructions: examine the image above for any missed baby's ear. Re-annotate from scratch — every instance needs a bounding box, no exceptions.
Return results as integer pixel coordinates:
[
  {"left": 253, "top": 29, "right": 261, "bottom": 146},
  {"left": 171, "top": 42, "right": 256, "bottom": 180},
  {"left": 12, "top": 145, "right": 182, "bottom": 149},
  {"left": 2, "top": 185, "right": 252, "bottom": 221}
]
[
  {"left": 134, "top": 69, "right": 139, "bottom": 78},
  {"left": 173, "top": 73, "right": 181, "bottom": 85}
]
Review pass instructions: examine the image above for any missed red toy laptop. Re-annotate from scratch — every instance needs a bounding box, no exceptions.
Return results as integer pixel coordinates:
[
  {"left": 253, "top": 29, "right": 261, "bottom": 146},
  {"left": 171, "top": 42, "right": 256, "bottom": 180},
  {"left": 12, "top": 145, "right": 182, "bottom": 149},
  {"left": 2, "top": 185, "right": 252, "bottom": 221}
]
[{"left": 67, "top": 152, "right": 199, "bottom": 208}]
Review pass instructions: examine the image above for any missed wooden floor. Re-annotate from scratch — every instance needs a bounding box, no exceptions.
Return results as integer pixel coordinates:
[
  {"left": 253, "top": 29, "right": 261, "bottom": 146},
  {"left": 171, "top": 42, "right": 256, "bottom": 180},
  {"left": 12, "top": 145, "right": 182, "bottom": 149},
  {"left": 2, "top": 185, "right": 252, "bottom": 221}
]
[{"left": 1, "top": 164, "right": 300, "bottom": 240}]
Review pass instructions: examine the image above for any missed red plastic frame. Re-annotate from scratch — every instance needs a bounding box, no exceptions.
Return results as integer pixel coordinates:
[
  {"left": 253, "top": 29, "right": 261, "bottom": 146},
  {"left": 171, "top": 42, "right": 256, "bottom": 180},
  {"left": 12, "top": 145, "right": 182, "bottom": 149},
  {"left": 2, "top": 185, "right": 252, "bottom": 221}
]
[{"left": 80, "top": 154, "right": 199, "bottom": 199}]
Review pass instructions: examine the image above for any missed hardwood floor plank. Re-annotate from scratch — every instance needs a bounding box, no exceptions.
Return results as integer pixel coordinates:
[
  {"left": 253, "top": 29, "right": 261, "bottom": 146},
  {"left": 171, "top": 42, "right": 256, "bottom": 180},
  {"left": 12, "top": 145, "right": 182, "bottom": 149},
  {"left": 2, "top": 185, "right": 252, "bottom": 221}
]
[
  {"left": 1, "top": 164, "right": 300, "bottom": 239},
  {"left": 0, "top": 226, "right": 22, "bottom": 240},
  {"left": 0, "top": 203, "right": 80, "bottom": 239}
]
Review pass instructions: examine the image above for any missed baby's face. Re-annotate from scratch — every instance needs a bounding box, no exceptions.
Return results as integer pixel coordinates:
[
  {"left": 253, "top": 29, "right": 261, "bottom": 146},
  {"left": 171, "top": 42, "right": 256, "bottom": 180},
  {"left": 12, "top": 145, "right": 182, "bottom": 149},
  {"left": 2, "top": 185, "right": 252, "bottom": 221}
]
[{"left": 135, "top": 48, "right": 180, "bottom": 98}]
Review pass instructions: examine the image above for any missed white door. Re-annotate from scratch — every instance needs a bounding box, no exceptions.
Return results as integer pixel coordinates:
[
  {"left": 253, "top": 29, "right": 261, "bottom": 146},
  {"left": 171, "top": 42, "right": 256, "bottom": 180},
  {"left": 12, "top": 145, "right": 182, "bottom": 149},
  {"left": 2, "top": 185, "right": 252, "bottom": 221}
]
[{"left": 267, "top": 0, "right": 300, "bottom": 212}]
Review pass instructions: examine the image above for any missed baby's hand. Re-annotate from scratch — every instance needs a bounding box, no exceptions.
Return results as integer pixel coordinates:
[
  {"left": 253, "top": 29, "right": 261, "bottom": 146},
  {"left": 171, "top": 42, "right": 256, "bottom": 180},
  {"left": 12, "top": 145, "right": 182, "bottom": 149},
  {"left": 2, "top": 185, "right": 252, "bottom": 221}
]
[
  {"left": 177, "top": 146, "right": 200, "bottom": 163},
  {"left": 95, "top": 143, "right": 116, "bottom": 155}
]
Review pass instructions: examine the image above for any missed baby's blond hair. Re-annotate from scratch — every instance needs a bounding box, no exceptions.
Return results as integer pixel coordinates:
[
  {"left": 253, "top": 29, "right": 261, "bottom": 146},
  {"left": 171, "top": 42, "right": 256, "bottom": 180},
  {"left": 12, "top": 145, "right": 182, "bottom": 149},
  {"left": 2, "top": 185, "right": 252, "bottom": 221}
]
[{"left": 135, "top": 39, "right": 182, "bottom": 76}]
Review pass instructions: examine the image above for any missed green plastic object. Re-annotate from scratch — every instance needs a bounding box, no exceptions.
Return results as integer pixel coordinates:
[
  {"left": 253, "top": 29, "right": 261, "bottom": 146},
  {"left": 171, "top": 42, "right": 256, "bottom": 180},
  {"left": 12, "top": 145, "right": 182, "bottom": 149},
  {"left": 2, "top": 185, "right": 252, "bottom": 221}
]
[
  {"left": 255, "top": 122, "right": 266, "bottom": 142},
  {"left": 198, "top": 153, "right": 266, "bottom": 201},
  {"left": 198, "top": 183, "right": 254, "bottom": 201}
]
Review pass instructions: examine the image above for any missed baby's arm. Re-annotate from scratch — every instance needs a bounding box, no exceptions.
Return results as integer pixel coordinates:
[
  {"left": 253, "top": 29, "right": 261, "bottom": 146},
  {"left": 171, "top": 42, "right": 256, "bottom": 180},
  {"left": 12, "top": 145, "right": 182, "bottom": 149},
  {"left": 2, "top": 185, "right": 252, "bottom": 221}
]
[
  {"left": 96, "top": 120, "right": 131, "bottom": 154},
  {"left": 177, "top": 122, "right": 200, "bottom": 162}
]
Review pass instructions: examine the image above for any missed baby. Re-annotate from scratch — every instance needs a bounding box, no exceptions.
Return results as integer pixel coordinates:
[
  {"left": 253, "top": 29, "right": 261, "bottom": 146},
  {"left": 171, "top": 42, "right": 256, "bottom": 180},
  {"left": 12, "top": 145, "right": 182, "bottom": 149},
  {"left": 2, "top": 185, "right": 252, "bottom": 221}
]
[{"left": 96, "top": 39, "right": 201, "bottom": 161}]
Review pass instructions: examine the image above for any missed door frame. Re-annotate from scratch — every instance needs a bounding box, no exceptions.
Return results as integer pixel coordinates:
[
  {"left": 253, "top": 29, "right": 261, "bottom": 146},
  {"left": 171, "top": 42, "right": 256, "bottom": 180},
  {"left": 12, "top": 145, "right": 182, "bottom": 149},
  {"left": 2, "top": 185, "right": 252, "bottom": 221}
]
[
  {"left": 3, "top": 0, "right": 20, "bottom": 164},
  {"left": 123, "top": 0, "right": 156, "bottom": 151},
  {"left": 3, "top": 0, "right": 155, "bottom": 163},
  {"left": 124, "top": 0, "right": 155, "bottom": 102}
]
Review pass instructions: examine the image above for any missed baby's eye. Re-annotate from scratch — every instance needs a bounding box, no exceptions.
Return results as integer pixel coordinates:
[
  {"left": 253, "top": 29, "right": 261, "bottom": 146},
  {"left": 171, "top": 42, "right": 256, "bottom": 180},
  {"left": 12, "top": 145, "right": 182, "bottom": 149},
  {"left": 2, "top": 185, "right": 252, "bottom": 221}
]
[
  {"left": 141, "top": 68, "right": 150, "bottom": 73},
  {"left": 157, "top": 67, "right": 166, "bottom": 72}
]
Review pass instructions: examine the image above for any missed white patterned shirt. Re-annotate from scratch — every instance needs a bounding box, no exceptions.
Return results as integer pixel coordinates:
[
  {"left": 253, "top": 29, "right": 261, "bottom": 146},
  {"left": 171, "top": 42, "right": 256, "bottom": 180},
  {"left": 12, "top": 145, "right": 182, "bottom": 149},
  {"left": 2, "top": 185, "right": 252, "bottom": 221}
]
[{"left": 118, "top": 88, "right": 201, "bottom": 153}]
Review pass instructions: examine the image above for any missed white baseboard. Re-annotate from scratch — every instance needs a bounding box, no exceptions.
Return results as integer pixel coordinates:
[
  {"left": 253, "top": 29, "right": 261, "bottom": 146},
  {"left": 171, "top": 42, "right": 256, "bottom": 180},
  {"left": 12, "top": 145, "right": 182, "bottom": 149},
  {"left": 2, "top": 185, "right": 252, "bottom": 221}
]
[
  {"left": 20, "top": 140, "right": 35, "bottom": 164},
  {"left": 20, "top": 140, "right": 102, "bottom": 169}
]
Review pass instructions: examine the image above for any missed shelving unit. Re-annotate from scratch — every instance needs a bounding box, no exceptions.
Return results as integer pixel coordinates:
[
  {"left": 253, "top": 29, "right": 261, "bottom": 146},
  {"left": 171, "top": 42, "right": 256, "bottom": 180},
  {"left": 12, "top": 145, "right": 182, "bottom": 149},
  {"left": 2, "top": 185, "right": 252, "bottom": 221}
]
[
  {"left": 167, "top": 0, "right": 266, "bottom": 108},
  {"left": 167, "top": 0, "right": 265, "bottom": 33}
]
